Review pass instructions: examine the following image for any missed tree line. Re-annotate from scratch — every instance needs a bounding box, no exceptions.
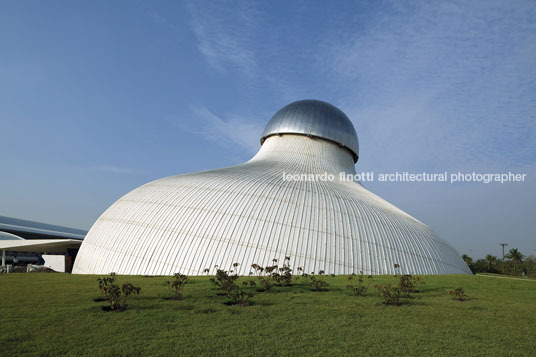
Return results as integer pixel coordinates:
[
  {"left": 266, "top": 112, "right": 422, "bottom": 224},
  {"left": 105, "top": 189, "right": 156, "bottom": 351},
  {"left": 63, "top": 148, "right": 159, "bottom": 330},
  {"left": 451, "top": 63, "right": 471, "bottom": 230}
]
[{"left": 462, "top": 248, "right": 535, "bottom": 277}]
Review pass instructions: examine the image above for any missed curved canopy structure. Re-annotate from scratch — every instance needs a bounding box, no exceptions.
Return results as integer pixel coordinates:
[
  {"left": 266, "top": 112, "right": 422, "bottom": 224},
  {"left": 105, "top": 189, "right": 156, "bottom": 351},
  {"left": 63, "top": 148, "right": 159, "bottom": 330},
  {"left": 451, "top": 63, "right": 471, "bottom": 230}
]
[
  {"left": 73, "top": 100, "right": 470, "bottom": 275},
  {"left": 0, "top": 231, "right": 24, "bottom": 240}
]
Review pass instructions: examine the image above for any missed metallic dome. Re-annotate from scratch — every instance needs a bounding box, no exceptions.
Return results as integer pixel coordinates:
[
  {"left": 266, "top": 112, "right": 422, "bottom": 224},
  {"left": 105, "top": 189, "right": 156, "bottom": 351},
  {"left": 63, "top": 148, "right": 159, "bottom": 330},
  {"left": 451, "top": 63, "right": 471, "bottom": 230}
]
[{"left": 261, "top": 99, "right": 359, "bottom": 162}]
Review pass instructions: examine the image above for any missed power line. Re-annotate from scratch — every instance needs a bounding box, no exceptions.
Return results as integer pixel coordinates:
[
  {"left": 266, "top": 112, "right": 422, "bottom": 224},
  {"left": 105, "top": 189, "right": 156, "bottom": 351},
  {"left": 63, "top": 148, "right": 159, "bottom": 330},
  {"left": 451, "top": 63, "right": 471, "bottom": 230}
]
[{"left": 500, "top": 243, "right": 509, "bottom": 260}]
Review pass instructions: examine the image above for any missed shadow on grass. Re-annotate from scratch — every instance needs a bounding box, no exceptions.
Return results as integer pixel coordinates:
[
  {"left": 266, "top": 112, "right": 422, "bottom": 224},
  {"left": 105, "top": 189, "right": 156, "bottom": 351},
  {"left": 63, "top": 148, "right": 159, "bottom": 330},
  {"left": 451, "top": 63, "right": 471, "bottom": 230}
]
[
  {"left": 195, "top": 308, "right": 219, "bottom": 314},
  {"left": 162, "top": 296, "right": 184, "bottom": 301},
  {"left": 100, "top": 306, "right": 126, "bottom": 312},
  {"left": 449, "top": 296, "right": 478, "bottom": 303},
  {"left": 374, "top": 298, "right": 422, "bottom": 307},
  {"left": 135, "top": 296, "right": 173, "bottom": 302},
  {"left": 223, "top": 300, "right": 255, "bottom": 307}
]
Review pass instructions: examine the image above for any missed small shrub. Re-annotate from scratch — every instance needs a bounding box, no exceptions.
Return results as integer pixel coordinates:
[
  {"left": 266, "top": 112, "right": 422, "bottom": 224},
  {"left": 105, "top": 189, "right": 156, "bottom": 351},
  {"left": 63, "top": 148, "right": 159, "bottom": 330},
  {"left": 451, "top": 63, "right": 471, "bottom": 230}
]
[
  {"left": 449, "top": 287, "right": 467, "bottom": 301},
  {"left": 310, "top": 271, "right": 329, "bottom": 291},
  {"left": 167, "top": 273, "right": 188, "bottom": 300},
  {"left": 104, "top": 284, "right": 122, "bottom": 310},
  {"left": 251, "top": 263, "right": 273, "bottom": 292},
  {"left": 264, "top": 262, "right": 280, "bottom": 286},
  {"left": 375, "top": 284, "right": 401, "bottom": 305},
  {"left": 273, "top": 256, "right": 293, "bottom": 286},
  {"left": 210, "top": 267, "right": 239, "bottom": 295},
  {"left": 210, "top": 264, "right": 254, "bottom": 306},
  {"left": 347, "top": 271, "right": 373, "bottom": 296},
  {"left": 251, "top": 257, "right": 295, "bottom": 291},
  {"left": 393, "top": 263, "right": 400, "bottom": 276},
  {"left": 259, "top": 277, "right": 273, "bottom": 291},
  {"left": 97, "top": 273, "right": 116, "bottom": 295},
  {"left": 97, "top": 274, "right": 141, "bottom": 312},
  {"left": 118, "top": 283, "right": 141, "bottom": 310},
  {"left": 296, "top": 266, "right": 310, "bottom": 281},
  {"left": 226, "top": 285, "right": 254, "bottom": 306},
  {"left": 398, "top": 274, "right": 424, "bottom": 297}
]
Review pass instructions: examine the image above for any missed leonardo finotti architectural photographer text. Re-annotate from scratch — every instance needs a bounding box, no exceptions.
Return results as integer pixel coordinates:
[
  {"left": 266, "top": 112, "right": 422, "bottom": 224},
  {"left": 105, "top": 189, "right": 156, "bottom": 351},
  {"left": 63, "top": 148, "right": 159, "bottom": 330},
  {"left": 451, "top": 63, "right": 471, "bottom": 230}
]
[{"left": 282, "top": 171, "right": 527, "bottom": 184}]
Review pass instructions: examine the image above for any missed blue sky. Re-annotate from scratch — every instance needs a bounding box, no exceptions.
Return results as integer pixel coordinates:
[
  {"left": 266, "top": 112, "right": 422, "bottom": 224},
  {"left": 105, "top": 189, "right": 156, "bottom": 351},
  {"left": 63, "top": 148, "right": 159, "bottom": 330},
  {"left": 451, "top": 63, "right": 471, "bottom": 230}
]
[{"left": 1, "top": 0, "right": 534, "bottom": 258}]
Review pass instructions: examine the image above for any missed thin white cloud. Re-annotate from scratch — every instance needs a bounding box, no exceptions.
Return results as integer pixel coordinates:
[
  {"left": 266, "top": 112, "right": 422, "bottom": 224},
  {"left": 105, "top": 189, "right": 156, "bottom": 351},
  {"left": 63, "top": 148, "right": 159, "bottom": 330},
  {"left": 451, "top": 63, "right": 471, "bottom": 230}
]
[
  {"left": 176, "top": 106, "right": 263, "bottom": 156},
  {"left": 187, "top": 1, "right": 258, "bottom": 77}
]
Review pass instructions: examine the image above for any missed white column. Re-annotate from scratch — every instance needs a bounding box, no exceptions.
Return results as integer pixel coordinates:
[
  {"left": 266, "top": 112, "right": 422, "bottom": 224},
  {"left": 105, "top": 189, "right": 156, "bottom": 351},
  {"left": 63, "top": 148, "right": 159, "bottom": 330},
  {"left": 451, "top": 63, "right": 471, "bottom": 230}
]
[{"left": 2, "top": 249, "right": 5, "bottom": 266}]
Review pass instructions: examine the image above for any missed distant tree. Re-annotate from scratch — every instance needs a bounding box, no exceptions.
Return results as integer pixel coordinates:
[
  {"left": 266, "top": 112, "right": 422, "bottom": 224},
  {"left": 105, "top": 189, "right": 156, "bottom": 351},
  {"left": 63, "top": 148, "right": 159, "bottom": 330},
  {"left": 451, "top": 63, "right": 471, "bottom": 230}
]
[
  {"left": 523, "top": 256, "right": 536, "bottom": 277},
  {"left": 473, "top": 259, "right": 487, "bottom": 273},
  {"left": 462, "top": 254, "right": 475, "bottom": 273},
  {"left": 484, "top": 254, "right": 498, "bottom": 272},
  {"left": 505, "top": 248, "right": 524, "bottom": 274},
  {"left": 462, "top": 254, "right": 473, "bottom": 265}
]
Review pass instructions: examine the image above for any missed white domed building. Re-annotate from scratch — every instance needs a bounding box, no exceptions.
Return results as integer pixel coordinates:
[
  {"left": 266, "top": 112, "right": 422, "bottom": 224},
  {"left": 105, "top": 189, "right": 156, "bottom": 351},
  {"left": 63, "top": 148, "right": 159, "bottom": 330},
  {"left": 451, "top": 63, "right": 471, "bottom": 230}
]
[{"left": 73, "top": 100, "right": 470, "bottom": 275}]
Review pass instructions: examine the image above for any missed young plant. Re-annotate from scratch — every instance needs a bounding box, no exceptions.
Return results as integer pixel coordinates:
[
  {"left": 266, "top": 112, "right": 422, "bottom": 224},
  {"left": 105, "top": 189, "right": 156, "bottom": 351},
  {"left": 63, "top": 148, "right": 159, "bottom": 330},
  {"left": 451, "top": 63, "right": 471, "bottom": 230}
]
[
  {"left": 210, "top": 263, "right": 254, "bottom": 305},
  {"left": 243, "top": 280, "right": 256, "bottom": 288},
  {"left": 296, "top": 266, "right": 311, "bottom": 281},
  {"left": 449, "top": 287, "right": 467, "bottom": 301},
  {"left": 119, "top": 283, "right": 141, "bottom": 310},
  {"left": 394, "top": 263, "right": 401, "bottom": 276},
  {"left": 309, "top": 271, "right": 329, "bottom": 291},
  {"left": 97, "top": 273, "right": 116, "bottom": 295},
  {"left": 227, "top": 284, "right": 254, "bottom": 306},
  {"left": 167, "top": 272, "right": 188, "bottom": 300},
  {"left": 375, "top": 284, "right": 402, "bottom": 305},
  {"left": 347, "top": 271, "right": 373, "bottom": 296},
  {"left": 264, "top": 260, "right": 279, "bottom": 285},
  {"left": 104, "top": 284, "right": 122, "bottom": 310},
  {"left": 398, "top": 274, "right": 424, "bottom": 297},
  {"left": 251, "top": 263, "right": 273, "bottom": 292},
  {"left": 97, "top": 274, "right": 141, "bottom": 311},
  {"left": 273, "top": 256, "right": 293, "bottom": 286},
  {"left": 210, "top": 266, "right": 239, "bottom": 295}
]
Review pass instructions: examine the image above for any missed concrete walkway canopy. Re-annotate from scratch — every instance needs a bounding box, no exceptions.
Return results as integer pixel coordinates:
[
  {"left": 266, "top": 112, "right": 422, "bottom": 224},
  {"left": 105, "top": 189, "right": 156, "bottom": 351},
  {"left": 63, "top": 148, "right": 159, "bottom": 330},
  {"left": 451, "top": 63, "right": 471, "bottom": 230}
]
[
  {"left": 1, "top": 239, "right": 83, "bottom": 267},
  {"left": 0, "top": 216, "right": 86, "bottom": 272},
  {"left": 0, "top": 239, "right": 82, "bottom": 253}
]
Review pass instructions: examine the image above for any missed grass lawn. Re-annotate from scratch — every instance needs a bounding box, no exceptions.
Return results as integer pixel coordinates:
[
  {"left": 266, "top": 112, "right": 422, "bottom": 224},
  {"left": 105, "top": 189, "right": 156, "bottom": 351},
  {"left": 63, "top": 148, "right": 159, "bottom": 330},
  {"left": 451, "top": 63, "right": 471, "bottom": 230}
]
[{"left": 0, "top": 273, "right": 534, "bottom": 356}]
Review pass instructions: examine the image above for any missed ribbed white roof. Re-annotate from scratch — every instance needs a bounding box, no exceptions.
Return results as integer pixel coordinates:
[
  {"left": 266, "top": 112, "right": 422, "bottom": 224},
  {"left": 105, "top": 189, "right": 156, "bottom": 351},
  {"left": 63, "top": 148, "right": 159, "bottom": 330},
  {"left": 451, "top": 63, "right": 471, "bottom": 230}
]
[{"left": 73, "top": 129, "right": 469, "bottom": 275}]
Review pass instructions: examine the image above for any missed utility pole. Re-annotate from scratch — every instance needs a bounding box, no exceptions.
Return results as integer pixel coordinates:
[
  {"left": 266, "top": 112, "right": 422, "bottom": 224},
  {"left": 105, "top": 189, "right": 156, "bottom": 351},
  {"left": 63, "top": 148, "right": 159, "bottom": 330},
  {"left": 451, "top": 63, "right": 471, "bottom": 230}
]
[{"left": 500, "top": 243, "right": 508, "bottom": 260}]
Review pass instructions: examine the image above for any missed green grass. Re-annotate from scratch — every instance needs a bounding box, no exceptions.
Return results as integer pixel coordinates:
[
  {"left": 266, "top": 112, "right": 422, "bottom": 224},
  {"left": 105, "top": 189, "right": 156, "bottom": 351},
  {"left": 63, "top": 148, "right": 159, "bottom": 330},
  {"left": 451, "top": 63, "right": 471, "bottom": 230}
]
[{"left": 0, "top": 273, "right": 534, "bottom": 356}]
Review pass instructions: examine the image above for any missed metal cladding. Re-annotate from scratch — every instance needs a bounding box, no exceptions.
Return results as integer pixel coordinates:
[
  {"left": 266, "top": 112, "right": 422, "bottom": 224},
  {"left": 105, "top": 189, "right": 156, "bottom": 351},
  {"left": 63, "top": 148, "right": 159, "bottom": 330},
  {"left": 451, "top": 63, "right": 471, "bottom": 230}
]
[
  {"left": 73, "top": 101, "right": 470, "bottom": 276},
  {"left": 261, "top": 100, "right": 359, "bottom": 162}
]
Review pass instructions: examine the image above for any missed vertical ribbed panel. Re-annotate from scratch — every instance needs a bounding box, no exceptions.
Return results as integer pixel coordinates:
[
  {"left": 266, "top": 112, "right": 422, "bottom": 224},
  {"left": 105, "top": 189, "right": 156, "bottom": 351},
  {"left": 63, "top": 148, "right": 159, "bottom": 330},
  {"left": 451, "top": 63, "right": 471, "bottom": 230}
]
[{"left": 73, "top": 135, "right": 471, "bottom": 275}]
